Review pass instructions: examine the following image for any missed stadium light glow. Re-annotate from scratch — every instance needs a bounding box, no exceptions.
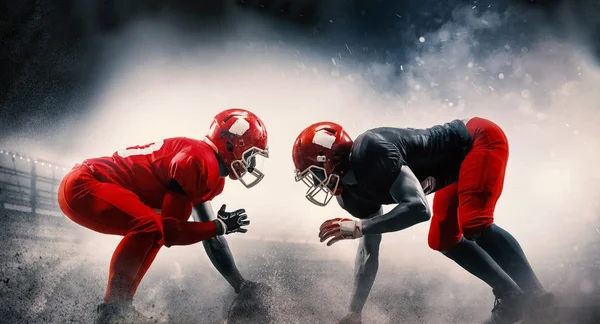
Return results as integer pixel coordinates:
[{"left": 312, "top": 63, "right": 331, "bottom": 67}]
[
  {"left": 0, "top": 149, "right": 73, "bottom": 179},
  {"left": 1, "top": 149, "right": 70, "bottom": 171}
]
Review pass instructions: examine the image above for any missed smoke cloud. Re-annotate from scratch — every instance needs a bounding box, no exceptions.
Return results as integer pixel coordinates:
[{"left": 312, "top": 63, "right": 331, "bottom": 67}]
[{"left": 1, "top": 1, "right": 599, "bottom": 323}]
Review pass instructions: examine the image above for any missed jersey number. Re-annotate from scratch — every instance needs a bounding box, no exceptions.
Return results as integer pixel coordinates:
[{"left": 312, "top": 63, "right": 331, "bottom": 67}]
[{"left": 117, "top": 140, "right": 165, "bottom": 158}]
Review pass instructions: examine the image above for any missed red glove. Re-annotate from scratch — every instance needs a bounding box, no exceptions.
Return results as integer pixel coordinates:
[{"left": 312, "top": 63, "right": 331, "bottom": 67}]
[{"left": 318, "top": 218, "right": 363, "bottom": 246}]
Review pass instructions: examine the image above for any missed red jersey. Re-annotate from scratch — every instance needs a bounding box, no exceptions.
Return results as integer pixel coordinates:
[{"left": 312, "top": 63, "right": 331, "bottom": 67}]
[{"left": 82, "top": 137, "right": 225, "bottom": 208}]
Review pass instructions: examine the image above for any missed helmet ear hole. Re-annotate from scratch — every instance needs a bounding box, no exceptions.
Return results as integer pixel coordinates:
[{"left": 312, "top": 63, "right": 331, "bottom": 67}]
[{"left": 226, "top": 141, "right": 234, "bottom": 152}]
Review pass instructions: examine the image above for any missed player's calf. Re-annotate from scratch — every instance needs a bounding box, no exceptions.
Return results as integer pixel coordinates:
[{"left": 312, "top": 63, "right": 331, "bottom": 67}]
[{"left": 474, "top": 224, "right": 545, "bottom": 293}]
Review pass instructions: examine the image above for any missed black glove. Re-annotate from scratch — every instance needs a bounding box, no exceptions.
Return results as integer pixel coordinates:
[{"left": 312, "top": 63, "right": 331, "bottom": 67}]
[{"left": 214, "top": 204, "right": 249, "bottom": 235}]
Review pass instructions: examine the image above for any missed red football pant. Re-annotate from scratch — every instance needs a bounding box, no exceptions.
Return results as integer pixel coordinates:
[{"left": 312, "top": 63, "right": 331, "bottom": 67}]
[
  {"left": 57, "top": 164, "right": 216, "bottom": 302},
  {"left": 428, "top": 117, "right": 509, "bottom": 251}
]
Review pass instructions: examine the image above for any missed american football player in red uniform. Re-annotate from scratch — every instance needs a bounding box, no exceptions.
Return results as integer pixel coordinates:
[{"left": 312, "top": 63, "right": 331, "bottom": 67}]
[
  {"left": 58, "top": 108, "right": 269, "bottom": 323},
  {"left": 292, "top": 118, "right": 556, "bottom": 324}
]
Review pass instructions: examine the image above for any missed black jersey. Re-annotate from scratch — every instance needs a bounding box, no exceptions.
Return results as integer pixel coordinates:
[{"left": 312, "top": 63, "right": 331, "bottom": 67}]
[{"left": 340, "top": 119, "right": 473, "bottom": 212}]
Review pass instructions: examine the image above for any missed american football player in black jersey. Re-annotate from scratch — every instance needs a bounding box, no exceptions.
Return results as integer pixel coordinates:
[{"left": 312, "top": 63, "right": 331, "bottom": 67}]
[{"left": 292, "top": 117, "right": 556, "bottom": 324}]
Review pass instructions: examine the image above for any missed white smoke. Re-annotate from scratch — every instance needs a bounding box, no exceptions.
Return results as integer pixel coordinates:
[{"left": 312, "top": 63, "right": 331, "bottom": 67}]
[{"left": 3, "top": 3, "right": 600, "bottom": 323}]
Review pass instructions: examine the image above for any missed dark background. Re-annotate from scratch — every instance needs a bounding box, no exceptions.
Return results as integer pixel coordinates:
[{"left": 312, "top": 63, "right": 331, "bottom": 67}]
[{"left": 1, "top": 0, "right": 599, "bottom": 138}]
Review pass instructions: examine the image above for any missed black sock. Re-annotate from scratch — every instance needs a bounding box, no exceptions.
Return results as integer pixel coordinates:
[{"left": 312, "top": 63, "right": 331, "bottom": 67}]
[
  {"left": 442, "top": 237, "right": 520, "bottom": 294},
  {"left": 475, "top": 224, "right": 544, "bottom": 293}
]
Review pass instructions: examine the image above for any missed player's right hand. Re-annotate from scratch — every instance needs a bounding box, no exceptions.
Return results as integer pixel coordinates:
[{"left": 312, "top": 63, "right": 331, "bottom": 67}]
[
  {"left": 338, "top": 312, "right": 361, "bottom": 324},
  {"left": 214, "top": 204, "right": 250, "bottom": 235}
]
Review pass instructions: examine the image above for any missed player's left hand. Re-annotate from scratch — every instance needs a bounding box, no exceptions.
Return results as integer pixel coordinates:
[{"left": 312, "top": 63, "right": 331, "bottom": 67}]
[
  {"left": 215, "top": 204, "right": 250, "bottom": 235},
  {"left": 318, "top": 218, "right": 363, "bottom": 246}
]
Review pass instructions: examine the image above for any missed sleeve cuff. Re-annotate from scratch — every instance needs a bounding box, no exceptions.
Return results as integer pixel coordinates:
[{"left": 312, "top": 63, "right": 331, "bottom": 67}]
[{"left": 214, "top": 219, "right": 226, "bottom": 235}]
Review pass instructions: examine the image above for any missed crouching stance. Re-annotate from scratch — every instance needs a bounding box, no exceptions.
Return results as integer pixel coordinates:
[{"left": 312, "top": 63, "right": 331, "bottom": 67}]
[
  {"left": 58, "top": 109, "right": 269, "bottom": 323},
  {"left": 292, "top": 117, "right": 555, "bottom": 324}
]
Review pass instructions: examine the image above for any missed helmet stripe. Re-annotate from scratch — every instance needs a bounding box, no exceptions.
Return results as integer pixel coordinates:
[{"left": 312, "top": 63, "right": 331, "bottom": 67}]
[
  {"left": 228, "top": 117, "right": 250, "bottom": 136},
  {"left": 312, "top": 130, "right": 336, "bottom": 149}
]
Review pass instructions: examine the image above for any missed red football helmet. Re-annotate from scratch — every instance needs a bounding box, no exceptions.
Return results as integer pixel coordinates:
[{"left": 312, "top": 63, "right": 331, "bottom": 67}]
[
  {"left": 205, "top": 108, "right": 269, "bottom": 188},
  {"left": 292, "top": 122, "right": 353, "bottom": 206}
]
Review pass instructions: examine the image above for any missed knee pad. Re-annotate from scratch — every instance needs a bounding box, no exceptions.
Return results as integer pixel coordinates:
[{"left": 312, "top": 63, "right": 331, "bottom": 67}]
[
  {"left": 427, "top": 231, "right": 440, "bottom": 250},
  {"left": 428, "top": 230, "right": 460, "bottom": 252}
]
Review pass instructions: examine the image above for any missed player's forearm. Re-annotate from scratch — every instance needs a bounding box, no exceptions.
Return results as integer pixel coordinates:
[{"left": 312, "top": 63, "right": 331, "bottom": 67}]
[
  {"left": 193, "top": 203, "right": 245, "bottom": 292},
  {"left": 361, "top": 202, "right": 430, "bottom": 235},
  {"left": 349, "top": 234, "right": 381, "bottom": 313},
  {"left": 202, "top": 236, "right": 245, "bottom": 291}
]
